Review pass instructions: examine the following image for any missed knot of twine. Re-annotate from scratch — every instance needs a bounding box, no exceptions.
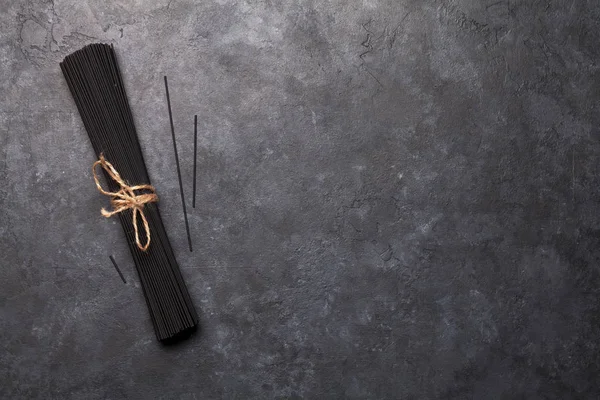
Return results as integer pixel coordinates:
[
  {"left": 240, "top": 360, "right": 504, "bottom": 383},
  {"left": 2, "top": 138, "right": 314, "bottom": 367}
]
[{"left": 92, "top": 154, "right": 158, "bottom": 251}]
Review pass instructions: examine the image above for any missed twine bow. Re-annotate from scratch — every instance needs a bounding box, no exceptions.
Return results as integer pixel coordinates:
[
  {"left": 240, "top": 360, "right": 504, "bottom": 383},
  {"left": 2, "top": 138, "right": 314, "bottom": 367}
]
[{"left": 92, "top": 154, "right": 158, "bottom": 251}]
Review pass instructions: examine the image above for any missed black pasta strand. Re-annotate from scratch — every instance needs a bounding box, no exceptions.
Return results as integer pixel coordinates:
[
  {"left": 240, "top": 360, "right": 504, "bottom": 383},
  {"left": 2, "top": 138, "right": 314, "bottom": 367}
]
[
  {"left": 164, "top": 76, "right": 193, "bottom": 253},
  {"left": 193, "top": 115, "right": 198, "bottom": 209}
]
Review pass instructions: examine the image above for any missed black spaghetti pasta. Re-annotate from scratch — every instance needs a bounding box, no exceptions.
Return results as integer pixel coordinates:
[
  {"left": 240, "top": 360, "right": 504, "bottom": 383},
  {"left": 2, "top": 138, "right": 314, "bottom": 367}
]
[{"left": 60, "top": 43, "right": 198, "bottom": 343}]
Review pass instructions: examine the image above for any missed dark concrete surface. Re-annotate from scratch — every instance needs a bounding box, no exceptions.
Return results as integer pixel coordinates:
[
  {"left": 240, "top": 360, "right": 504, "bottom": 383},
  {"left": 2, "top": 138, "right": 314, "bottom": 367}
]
[{"left": 1, "top": 0, "right": 600, "bottom": 398}]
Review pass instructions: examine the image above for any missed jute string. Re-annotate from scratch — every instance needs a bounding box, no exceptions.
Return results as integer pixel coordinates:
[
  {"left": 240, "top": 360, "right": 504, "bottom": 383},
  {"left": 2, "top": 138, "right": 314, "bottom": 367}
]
[{"left": 92, "top": 154, "right": 158, "bottom": 251}]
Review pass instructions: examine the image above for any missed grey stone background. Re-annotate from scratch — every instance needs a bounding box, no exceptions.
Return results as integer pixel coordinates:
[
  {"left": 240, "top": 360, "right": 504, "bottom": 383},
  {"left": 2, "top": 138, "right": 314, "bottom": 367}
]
[{"left": 1, "top": 0, "right": 600, "bottom": 398}]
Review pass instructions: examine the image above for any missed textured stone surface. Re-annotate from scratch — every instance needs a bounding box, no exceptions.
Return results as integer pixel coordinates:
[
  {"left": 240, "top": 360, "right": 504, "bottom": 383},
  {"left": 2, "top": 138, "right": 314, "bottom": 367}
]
[{"left": 1, "top": 0, "right": 600, "bottom": 398}]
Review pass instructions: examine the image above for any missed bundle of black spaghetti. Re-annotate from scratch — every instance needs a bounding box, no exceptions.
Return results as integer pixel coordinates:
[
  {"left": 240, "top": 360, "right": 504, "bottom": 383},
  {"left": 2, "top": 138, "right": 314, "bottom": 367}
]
[{"left": 60, "top": 44, "right": 198, "bottom": 343}]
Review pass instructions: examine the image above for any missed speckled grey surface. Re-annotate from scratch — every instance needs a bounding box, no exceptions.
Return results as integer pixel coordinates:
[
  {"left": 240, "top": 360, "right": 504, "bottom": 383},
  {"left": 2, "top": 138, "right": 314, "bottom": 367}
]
[{"left": 1, "top": 0, "right": 600, "bottom": 398}]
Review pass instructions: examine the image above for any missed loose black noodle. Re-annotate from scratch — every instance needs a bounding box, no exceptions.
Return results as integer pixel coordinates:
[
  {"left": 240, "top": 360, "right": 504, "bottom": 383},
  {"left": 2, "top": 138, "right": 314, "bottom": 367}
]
[
  {"left": 164, "top": 76, "right": 193, "bottom": 252},
  {"left": 193, "top": 115, "right": 198, "bottom": 209}
]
